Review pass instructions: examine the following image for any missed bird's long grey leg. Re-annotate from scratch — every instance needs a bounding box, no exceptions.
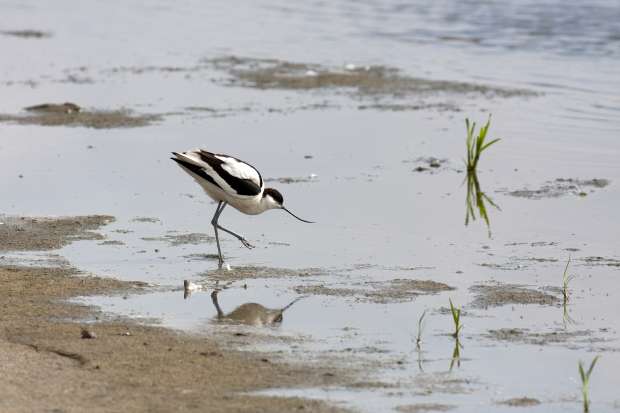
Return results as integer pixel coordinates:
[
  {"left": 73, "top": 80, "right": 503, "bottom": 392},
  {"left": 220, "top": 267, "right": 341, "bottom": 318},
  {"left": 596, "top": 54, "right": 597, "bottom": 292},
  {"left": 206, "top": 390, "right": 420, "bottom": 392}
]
[
  {"left": 211, "top": 201, "right": 225, "bottom": 266},
  {"left": 213, "top": 203, "right": 255, "bottom": 249}
]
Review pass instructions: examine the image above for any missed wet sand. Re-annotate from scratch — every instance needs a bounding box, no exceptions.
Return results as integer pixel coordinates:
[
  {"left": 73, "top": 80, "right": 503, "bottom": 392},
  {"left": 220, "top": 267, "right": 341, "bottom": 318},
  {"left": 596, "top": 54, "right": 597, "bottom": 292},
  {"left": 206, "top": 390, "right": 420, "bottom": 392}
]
[{"left": 0, "top": 216, "right": 351, "bottom": 413}]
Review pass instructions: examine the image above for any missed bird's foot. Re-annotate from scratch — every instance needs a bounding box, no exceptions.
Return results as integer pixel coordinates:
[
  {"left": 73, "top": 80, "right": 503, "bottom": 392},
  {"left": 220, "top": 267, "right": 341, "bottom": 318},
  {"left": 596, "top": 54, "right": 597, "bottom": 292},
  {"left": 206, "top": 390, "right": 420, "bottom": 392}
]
[{"left": 239, "top": 238, "right": 255, "bottom": 249}]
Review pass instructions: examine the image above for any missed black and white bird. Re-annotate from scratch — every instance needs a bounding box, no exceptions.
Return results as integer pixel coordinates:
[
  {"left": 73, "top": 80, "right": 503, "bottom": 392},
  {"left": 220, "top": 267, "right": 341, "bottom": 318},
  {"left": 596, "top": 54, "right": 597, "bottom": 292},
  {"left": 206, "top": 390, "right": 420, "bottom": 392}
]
[{"left": 171, "top": 149, "right": 313, "bottom": 266}]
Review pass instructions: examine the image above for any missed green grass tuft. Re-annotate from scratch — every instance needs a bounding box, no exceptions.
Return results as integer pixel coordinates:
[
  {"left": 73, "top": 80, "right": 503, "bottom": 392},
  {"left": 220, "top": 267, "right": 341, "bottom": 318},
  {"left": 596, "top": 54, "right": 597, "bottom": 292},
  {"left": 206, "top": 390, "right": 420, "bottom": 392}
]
[
  {"left": 562, "top": 256, "right": 576, "bottom": 303},
  {"left": 449, "top": 299, "right": 463, "bottom": 338},
  {"left": 465, "top": 116, "right": 500, "bottom": 172},
  {"left": 579, "top": 355, "right": 600, "bottom": 412}
]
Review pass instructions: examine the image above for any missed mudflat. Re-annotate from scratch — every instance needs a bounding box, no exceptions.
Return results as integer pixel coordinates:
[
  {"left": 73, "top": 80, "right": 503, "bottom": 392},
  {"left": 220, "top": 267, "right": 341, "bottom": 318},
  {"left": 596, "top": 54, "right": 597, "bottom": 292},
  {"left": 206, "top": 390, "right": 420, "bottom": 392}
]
[{"left": 0, "top": 216, "right": 349, "bottom": 413}]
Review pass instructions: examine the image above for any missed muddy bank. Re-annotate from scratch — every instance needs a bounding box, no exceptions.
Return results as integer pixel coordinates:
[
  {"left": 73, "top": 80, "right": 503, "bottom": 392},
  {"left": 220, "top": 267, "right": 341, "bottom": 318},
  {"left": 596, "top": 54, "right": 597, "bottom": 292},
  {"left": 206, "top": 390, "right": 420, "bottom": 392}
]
[
  {"left": 0, "top": 266, "right": 350, "bottom": 413},
  {"left": 0, "top": 106, "right": 162, "bottom": 129},
  {"left": 0, "top": 215, "right": 114, "bottom": 251},
  {"left": 0, "top": 216, "right": 353, "bottom": 412}
]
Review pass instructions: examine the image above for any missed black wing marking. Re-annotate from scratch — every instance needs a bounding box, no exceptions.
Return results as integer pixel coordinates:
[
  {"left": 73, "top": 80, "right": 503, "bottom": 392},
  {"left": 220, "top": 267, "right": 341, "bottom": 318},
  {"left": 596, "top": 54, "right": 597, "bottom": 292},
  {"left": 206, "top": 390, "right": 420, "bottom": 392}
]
[
  {"left": 171, "top": 157, "right": 223, "bottom": 190},
  {"left": 197, "top": 151, "right": 262, "bottom": 196}
]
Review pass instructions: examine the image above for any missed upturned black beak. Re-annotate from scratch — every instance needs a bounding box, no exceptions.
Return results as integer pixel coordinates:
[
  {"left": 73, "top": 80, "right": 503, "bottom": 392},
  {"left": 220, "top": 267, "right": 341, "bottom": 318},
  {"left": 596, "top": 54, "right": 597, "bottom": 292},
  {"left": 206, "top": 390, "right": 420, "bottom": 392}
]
[{"left": 282, "top": 207, "right": 315, "bottom": 223}]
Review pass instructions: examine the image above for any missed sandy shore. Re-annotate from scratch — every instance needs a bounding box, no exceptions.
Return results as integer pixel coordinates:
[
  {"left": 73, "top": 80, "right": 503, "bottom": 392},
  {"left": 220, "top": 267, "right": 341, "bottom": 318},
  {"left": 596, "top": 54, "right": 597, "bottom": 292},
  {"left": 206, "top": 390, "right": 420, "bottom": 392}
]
[{"left": 0, "top": 215, "right": 350, "bottom": 413}]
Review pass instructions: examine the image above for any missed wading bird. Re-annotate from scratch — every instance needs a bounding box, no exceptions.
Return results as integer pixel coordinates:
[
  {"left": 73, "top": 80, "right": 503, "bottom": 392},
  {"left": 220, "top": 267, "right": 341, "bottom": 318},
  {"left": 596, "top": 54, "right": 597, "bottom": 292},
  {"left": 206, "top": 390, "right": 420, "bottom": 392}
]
[{"left": 171, "top": 149, "right": 313, "bottom": 266}]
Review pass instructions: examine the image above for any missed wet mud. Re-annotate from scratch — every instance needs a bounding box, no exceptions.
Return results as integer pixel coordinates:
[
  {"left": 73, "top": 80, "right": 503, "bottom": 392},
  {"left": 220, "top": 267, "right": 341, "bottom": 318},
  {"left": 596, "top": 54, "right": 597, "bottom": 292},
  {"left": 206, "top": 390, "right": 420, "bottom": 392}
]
[
  {"left": 0, "top": 215, "right": 114, "bottom": 251},
  {"left": 485, "top": 328, "right": 598, "bottom": 347},
  {"left": 0, "top": 266, "right": 352, "bottom": 413},
  {"left": 580, "top": 256, "right": 620, "bottom": 268},
  {"left": 503, "top": 178, "right": 610, "bottom": 199},
  {"left": 0, "top": 216, "right": 355, "bottom": 412},
  {"left": 404, "top": 157, "right": 453, "bottom": 174},
  {"left": 0, "top": 107, "right": 162, "bottom": 129},
  {"left": 469, "top": 282, "right": 558, "bottom": 308},
  {"left": 496, "top": 397, "right": 541, "bottom": 407},
  {"left": 411, "top": 373, "right": 476, "bottom": 395},
  {"left": 265, "top": 176, "right": 319, "bottom": 184},
  {"left": 141, "top": 232, "right": 214, "bottom": 246},
  {"left": 358, "top": 103, "right": 460, "bottom": 112},
  {"left": 0, "top": 29, "right": 51, "bottom": 38},
  {"left": 396, "top": 404, "right": 456, "bottom": 412},
  {"left": 24, "top": 102, "right": 81, "bottom": 114},
  {"left": 205, "top": 56, "right": 534, "bottom": 100},
  {"left": 202, "top": 265, "right": 324, "bottom": 282},
  {"left": 296, "top": 279, "right": 454, "bottom": 304}
]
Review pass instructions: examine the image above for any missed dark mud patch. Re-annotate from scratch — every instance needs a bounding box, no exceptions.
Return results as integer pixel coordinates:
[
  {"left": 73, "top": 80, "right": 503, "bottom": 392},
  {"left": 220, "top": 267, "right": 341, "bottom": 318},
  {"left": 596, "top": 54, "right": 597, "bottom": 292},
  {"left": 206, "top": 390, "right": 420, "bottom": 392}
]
[
  {"left": 358, "top": 103, "right": 460, "bottom": 112},
  {"left": 497, "top": 397, "right": 541, "bottom": 407},
  {"left": 478, "top": 261, "right": 524, "bottom": 271},
  {"left": 485, "top": 328, "right": 597, "bottom": 347},
  {"left": 296, "top": 279, "right": 454, "bottom": 304},
  {"left": 98, "top": 240, "right": 125, "bottom": 246},
  {"left": 183, "top": 253, "right": 221, "bottom": 261},
  {"left": 204, "top": 56, "right": 534, "bottom": 99},
  {"left": 105, "top": 65, "right": 205, "bottom": 75},
  {"left": 0, "top": 215, "right": 114, "bottom": 252},
  {"left": 141, "top": 232, "right": 214, "bottom": 246},
  {"left": 204, "top": 266, "right": 324, "bottom": 282},
  {"left": 469, "top": 282, "right": 558, "bottom": 308},
  {"left": 184, "top": 105, "right": 252, "bottom": 118},
  {"left": 412, "top": 373, "right": 476, "bottom": 395},
  {"left": 265, "top": 175, "right": 319, "bottom": 184},
  {"left": 502, "top": 178, "right": 610, "bottom": 199},
  {"left": 580, "top": 256, "right": 620, "bottom": 268},
  {"left": 404, "top": 157, "right": 452, "bottom": 174},
  {"left": 266, "top": 102, "right": 338, "bottom": 115},
  {"left": 348, "top": 380, "right": 399, "bottom": 389},
  {"left": 131, "top": 216, "right": 160, "bottom": 223},
  {"left": 396, "top": 404, "right": 455, "bottom": 413},
  {"left": 25, "top": 102, "right": 81, "bottom": 113},
  {"left": 0, "top": 30, "right": 51, "bottom": 39},
  {"left": 0, "top": 108, "right": 162, "bottom": 129}
]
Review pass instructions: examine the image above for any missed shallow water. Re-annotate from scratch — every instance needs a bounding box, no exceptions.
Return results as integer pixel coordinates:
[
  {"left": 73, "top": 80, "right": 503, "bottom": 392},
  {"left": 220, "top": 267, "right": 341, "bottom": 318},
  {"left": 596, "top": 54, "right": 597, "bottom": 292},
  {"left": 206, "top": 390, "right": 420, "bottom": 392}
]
[{"left": 2, "top": 0, "right": 620, "bottom": 411}]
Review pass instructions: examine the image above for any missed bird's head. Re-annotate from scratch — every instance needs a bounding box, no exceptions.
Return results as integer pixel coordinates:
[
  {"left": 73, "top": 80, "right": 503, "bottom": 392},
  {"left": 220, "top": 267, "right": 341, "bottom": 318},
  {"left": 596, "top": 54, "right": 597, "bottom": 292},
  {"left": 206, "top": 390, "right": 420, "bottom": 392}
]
[{"left": 263, "top": 188, "right": 314, "bottom": 223}]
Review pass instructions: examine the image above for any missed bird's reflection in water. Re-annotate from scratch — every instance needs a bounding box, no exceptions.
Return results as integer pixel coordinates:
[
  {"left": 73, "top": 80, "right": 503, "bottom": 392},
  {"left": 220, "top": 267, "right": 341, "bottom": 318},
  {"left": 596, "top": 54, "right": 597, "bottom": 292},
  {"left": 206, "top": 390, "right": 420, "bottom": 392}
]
[{"left": 211, "top": 290, "right": 304, "bottom": 327}]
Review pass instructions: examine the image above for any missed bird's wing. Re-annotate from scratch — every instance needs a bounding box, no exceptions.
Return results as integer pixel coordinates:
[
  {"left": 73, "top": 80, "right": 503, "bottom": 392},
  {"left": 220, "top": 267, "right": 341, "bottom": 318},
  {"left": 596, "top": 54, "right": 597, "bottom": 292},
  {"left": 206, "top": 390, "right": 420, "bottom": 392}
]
[{"left": 172, "top": 150, "right": 263, "bottom": 197}]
